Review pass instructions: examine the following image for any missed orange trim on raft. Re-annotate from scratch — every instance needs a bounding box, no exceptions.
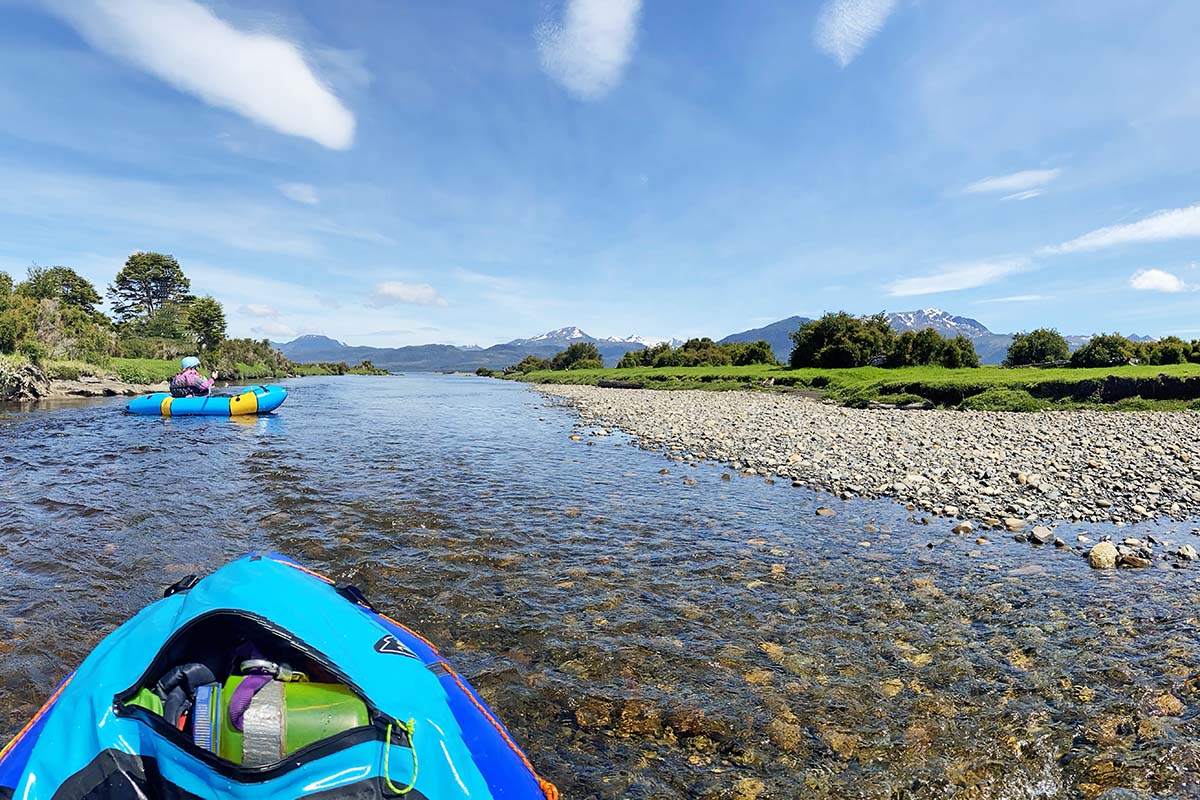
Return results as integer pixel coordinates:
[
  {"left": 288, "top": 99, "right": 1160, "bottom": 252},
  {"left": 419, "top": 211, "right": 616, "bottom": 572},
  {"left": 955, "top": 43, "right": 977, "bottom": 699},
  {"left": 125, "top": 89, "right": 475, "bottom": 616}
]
[
  {"left": 0, "top": 675, "right": 72, "bottom": 761},
  {"left": 269, "top": 555, "right": 556, "bottom": 799},
  {"left": 441, "top": 663, "right": 559, "bottom": 800},
  {"left": 160, "top": 396, "right": 173, "bottom": 416}
]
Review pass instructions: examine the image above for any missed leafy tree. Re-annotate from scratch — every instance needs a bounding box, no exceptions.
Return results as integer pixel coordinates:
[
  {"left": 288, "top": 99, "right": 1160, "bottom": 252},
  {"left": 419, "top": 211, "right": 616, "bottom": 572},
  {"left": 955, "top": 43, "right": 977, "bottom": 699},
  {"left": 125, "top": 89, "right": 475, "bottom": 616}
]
[
  {"left": 731, "top": 339, "right": 777, "bottom": 366},
  {"left": 15, "top": 266, "right": 102, "bottom": 314},
  {"left": 0, "top": 271, "right": 11, "bottom": 298},
  {"left": 108, "top": 252, "right": 192, "bottom": 322},
  {"left": 184, "top": 295, "right": 226, "bottom": 351},
  {"left": 551, "top": 342, "right": 603, "bottom": 370},
  {"left": 139, "top": 303, "right": 188, "bottom": 339},
  {"left": 1149, "top": 336, "right": 1189, "bottom": 365},
  {"left": 789, "top": 312, "right": 894, "bottom": 368},
  {"left": 1003, "top": 328, "right": 1069, "bottom": 367},
  {"left": 1070, "top": 333, "right": 1135, "bottom": 368},
  {"left": 567, "top": 357, "right": 603, "bottom": 370},
  {"left": 938, "top": 334, "right": 980, "bottom": 368},
  {"left": 509, "top": 355, "right": 553, "bottom": 373}
]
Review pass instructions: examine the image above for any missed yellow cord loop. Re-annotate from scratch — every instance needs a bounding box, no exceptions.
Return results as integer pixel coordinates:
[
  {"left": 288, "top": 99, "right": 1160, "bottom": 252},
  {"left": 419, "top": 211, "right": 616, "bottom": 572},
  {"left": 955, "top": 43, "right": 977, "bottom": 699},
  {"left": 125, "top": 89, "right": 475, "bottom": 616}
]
[{"left": 383, "top": 718, "right": 418, "bottom": 795}]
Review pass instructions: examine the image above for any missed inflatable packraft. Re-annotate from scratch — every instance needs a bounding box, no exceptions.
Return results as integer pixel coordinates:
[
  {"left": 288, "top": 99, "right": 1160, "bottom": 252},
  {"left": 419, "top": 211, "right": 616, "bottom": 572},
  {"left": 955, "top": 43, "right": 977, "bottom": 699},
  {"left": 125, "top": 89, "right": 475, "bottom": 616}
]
[
  {"left": 0, "top": 554, "right": 558, "bottom": 800},
  {"left": 125, "top": 385, "right": 288, "bottom": 416}
]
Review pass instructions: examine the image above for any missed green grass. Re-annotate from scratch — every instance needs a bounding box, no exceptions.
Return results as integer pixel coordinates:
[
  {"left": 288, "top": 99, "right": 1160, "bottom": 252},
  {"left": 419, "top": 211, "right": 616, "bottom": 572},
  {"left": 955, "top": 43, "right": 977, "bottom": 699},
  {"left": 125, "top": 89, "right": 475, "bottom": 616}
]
[
  {"left": 111, "top": 357, "right": 177, "bottom": 385},
  {"left": 508, "top": 362, "right": 1200, "bottom": 411}
]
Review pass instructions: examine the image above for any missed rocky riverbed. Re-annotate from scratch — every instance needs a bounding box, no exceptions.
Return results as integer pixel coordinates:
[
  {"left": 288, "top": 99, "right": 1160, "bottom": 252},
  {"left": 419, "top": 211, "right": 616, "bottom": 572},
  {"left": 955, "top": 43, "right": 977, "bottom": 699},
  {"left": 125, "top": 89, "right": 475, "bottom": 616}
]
[{"left": 539, "top": 385, "right": 1200, "bottom": 533}]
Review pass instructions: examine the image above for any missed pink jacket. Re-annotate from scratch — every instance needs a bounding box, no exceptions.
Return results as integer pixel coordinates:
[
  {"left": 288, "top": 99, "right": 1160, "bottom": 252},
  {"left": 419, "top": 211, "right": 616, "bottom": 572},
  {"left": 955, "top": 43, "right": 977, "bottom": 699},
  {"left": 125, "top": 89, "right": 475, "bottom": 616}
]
[{"left": 169, "top": 367, "right": 215, "bottom": 397}]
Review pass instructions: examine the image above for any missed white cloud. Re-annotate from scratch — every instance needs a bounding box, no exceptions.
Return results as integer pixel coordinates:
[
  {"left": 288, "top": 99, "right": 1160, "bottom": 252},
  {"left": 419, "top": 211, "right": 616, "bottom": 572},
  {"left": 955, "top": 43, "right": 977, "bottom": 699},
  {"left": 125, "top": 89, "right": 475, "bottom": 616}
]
[
  {"left": 887, "top": 258, "right": 1029, "bottom": 296},
  {"left": 252, "top": 321, "right": 297, "bottom": 338},
  {"left": 537, "top": 0, "right": 641, "bottom": 99},
  {"left": 1043, "top": 204, "right": 1200, "bottom": 255},
  {"left": 45, "top": 0, "right": 355, "bottom": 150},
  {"left": 974, "top": 294, "right": 1047, "bottom": 304},
  {"left": 240, "top": 303, "right": 278, "bottom": 317},
  {"left": 814, "top": 0, "right": 899, "bottom": 67},
  {"left": 964, "top": 168, "right": 1061, "bottom": 195},
  {"left": 1129, "top": 268, "right": 1191, "bottom": 293},
  {"left": 278, "top": 183, "right": 319, "bottom": 205},
  {"left": 368, "top": 281, "right": 447, "bottom": 307}
]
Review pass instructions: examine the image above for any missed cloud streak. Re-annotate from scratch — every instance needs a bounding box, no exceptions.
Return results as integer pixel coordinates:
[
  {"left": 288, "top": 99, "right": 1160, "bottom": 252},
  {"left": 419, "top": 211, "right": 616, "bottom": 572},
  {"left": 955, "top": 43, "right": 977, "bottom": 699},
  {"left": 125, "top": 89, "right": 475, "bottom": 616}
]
[
  {"left": 964, "top": 168, "right": 1062, "bottom": 196},
  {"left": 887, "top": 258, "right": 1029, "bottom": 296},
  {"left": 814, "top": 0, "right": 899, "bottom": 67},
  {"left": 975, "top": 294, "right": 1047, "bottom": 304},
  {"left": 537, "top": 0, "right": 641, "bottom": 98},
  {"left": 278, "top": 183, "right": 319, "bottom": 205},
  {"left": 1043, "top": 204, "right": 1200, "bottom": 254},
  {"left": 368, "top": 281, "right": 447, "bottom": 307},
  {"left": 1129, "top": 268, "right": 1191, "bottom": 293},
  {"left": 46, "top": 0, "right": 355, "bottom": 149}
]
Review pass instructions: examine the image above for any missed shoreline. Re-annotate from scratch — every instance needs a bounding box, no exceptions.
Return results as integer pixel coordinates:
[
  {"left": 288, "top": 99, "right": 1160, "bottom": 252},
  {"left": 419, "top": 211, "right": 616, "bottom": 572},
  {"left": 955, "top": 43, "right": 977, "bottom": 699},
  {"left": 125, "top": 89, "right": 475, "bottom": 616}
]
[{"left": 538, "top": 384, "right": 1200, "bottom": 536}]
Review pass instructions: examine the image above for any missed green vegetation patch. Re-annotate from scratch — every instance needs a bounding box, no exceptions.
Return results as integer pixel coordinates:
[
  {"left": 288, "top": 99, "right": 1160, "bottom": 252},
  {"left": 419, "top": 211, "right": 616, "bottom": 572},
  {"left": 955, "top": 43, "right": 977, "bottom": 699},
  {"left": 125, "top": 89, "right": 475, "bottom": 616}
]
[{"left": 960, "top": 388, "right": 1048, "bottom": 412}]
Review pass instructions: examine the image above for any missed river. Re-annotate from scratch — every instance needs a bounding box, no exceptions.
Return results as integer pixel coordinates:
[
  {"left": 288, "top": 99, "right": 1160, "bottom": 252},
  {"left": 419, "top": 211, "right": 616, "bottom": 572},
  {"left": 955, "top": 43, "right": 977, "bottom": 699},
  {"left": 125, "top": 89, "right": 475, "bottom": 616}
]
[{"left": 1, "top": 375, "right": 1197, "bottom": 798}]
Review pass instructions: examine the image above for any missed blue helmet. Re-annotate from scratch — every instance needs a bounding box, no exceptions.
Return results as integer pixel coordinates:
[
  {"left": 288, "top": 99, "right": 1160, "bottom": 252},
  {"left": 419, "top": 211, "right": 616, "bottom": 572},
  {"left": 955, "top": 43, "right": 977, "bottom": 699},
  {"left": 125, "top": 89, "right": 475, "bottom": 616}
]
[{"left": 180, "top": 356, "right": 201, "bottom": 369}]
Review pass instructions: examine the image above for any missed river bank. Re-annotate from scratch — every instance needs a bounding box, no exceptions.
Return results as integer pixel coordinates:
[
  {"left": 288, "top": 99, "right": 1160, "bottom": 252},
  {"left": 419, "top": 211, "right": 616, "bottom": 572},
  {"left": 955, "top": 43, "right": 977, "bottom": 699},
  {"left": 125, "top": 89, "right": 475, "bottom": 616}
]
[
  {"left": 539, "top": 384, "right": 1200, "bottom": 534},
  {"left": 511, "top": 362, "right": 1200, "bottom": 411}
]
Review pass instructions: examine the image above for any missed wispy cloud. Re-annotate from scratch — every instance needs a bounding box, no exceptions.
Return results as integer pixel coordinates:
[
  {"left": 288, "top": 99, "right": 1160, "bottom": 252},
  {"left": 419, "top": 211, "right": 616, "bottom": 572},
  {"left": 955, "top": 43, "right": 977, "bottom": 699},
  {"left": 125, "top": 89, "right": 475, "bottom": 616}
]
[
  {"left": 1043, "top": 203, "right": 1200, "bottom": 254},
  {"left": 1129, "top": 268, "right": 1192, "bottom": 293},
  {"left": 252, "top": 321, "right": 297, "bottom": 338},
  {"left": 239, "top": 303, "right": 278, "bottom": 317},
  {"left": 45, "top": 0, "right": 355, "bottom": 149},
  {"left": 814, "top": 0, "right": 900, "bottom": 67},
  {"left": 278, "top": 183, "right": 319, "bottom": 205},
  {"left": 368, "top": 281, "right": 447, "bottom": 307},
  {"left": 537, "top": 0, "right": 642, "bottom": 98},
  {"left": 964, "top": 168, "right": 1062, "bottom": 196},
  {"left": 979, "top": 296, "right": 1046, "bottom": 304},
  {"left": 974, "top": 294, "right": 1047, "bottom": 304},
  {"left": 887, "top": 258, "right": 1029, "bottom": 296}
]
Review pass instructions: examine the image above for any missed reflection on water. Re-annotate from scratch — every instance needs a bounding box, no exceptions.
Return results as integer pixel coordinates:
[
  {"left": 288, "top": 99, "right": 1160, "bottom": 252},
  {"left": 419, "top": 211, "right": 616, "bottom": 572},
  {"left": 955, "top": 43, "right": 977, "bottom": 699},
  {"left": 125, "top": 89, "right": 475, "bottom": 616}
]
[{"left": 1, "top": 375, "right": 1198, "bottom": 798}]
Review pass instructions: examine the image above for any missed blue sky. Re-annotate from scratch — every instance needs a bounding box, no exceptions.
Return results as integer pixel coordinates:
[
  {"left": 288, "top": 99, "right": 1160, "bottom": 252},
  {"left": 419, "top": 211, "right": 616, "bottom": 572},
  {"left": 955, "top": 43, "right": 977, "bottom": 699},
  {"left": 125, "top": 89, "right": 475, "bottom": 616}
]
[{"left": 1, "top": 0, "right": 1199, "bottom": 346}]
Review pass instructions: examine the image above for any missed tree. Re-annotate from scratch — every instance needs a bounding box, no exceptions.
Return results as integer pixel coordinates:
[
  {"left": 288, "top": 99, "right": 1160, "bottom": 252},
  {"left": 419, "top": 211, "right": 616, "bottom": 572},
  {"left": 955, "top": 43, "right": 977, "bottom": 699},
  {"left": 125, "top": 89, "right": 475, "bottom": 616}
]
[
  {"left": 938, "top": 334, "right": 980, "bottom": 368},
  {"left": 0, "top": 271, "right": 11, "bottom": 298},
  {"left": 1003, "top": 328, "right": 1069, "bottom": 367},
  {"left": 108, "top": 252, "right": 192, "bottom": 322},
  {"left": 1149, "top": 336, "right": 1189, "bottom": 365},
  {"left": 507, "top": 355, "right": 552, "bottom": 374},
  {"left": 789, "top": 312, "right": 895, "bottom": 368},
  {"left": 15, "top": 266, "right": 102, "bottom": 314},
  {"left": 184, "top": 296, "right": 226, "bottom": 352},
  {"left": 732, "top": 340, "right": 777, "bottom": 366},
  {"left": 1070, "top": 333, "right": 1134, "bottom": 368},
  {"left": 551, "top": 342, "right": 603, "bottom": 370}
]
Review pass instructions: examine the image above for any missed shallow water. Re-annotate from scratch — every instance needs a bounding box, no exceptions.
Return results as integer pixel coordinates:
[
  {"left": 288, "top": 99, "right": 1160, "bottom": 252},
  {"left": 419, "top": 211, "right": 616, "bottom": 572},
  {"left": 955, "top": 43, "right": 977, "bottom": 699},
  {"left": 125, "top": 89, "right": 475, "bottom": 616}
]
[{"left": 1, "top": 375, "right": 1198, "bottom": 798}]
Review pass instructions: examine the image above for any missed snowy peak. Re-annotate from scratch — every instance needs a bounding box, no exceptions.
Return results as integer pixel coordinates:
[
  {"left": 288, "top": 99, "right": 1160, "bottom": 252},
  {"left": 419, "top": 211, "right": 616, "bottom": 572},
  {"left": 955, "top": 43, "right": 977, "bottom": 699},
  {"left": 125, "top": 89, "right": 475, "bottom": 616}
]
[
  {"left": 887, "top": 309, "right": 991, "bottom": 337},
  {"left": 527, "top": 326, "right": 589, "bottom": 342}
]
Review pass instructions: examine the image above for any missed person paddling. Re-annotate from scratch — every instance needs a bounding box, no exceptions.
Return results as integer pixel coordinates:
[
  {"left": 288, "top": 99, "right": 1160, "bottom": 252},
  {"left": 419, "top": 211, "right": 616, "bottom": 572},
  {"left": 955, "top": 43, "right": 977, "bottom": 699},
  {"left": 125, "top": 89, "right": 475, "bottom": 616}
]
[{"left": 169, "top": 356, "right": 219, "bottom": 398}]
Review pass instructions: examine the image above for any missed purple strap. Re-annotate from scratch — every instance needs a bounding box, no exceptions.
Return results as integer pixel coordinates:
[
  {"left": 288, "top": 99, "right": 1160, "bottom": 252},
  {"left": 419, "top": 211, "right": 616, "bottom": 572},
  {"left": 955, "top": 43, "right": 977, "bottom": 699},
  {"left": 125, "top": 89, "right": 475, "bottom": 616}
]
[{"left": 228, "top": 673, "right": 273, "bottom": 731}]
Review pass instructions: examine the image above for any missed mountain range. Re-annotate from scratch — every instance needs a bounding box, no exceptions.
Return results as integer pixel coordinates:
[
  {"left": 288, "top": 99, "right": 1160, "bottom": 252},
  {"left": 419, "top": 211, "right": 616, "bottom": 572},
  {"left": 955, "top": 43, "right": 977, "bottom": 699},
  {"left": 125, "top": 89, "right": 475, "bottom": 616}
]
[{"left": 275, "top": 311, "right": 1150, "bottom": 371}]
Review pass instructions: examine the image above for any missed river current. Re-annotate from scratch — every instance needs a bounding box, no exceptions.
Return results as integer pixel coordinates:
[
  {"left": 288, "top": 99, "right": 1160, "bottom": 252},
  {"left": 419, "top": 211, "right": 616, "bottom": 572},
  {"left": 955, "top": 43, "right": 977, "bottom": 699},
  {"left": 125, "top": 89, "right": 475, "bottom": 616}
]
[{"left": 1, "top": 375, "right": 1197, "bottom": 798}]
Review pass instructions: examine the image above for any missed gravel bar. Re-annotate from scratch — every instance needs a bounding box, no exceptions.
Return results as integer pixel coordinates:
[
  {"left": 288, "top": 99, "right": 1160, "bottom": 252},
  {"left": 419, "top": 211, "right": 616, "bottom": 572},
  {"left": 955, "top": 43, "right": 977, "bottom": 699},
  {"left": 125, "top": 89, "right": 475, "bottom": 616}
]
[{"left": 539, "top": 385, "right": 1200, "bottom": 527}]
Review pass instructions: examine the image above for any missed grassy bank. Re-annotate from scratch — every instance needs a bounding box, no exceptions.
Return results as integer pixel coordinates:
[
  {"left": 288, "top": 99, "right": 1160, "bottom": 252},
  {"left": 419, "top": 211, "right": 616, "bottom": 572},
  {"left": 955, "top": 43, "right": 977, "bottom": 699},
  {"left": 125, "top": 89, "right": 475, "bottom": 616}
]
[
  {"left": 509, "top": 363, "right": 1200, "bottom": 411},
  {"left": 36, "top": 357, "right": 385, "bottom": 385}
]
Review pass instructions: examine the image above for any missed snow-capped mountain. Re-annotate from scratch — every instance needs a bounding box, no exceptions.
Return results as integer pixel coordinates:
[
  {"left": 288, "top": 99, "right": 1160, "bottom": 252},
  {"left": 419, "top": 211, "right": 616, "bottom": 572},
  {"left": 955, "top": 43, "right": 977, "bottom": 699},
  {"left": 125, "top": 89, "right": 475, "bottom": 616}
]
[
  {"left": 505, "top": 327, "right": 679, "bottom": 349},
  {"left": 886, "top": 309, "right": 991, "bottom": 337}
]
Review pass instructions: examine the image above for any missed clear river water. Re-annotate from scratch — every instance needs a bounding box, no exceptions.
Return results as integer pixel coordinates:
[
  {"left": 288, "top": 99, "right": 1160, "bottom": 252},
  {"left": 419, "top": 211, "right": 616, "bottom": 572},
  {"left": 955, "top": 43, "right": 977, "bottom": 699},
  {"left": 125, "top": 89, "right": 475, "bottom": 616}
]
[{"left": 1, "top": 374, "right": 1198, "bottom": 799}]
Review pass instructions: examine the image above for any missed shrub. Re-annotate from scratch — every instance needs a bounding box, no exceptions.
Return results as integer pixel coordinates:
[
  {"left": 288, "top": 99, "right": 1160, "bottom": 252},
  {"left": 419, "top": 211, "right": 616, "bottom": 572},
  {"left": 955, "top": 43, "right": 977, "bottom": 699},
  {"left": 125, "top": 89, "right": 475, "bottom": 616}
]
[
  {"left": 1070, "top": 333, "right": 1135, "bottom": 368},
  {"left": 508, "top": 355, "right": 552, "bottom": 373},
  {"left": 961, "top": 388, "right": 1047, "bottom": 412},
  {"left": 475, "top": 367, "right": 496, "bottom": 377},
  {"left": 567, "top": 357, "right": 603, "bottom": 370},
  {"left": 790, "top": 312, "right": 894, "bottom": 368},
  {"left": 551, "top": 342, "right": 603, "bottom": 370},
  {"left": 1149, "top": 336, "right": 1189, "bottom": 365},
  {"left": 1004, "top": 329, "right": 1069, "bottom": 366},
  {"left": 1111, "top": 396, "right": 1156, "bottom": 411}
]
